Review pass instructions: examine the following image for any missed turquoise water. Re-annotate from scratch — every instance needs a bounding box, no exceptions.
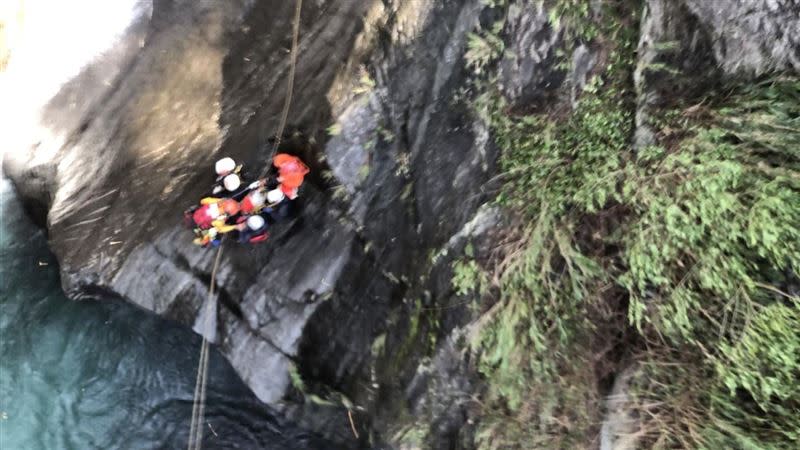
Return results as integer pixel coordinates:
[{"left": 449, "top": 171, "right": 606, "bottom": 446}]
[{"left": 0, "top": 177, "right": 328, "bottom": 449}]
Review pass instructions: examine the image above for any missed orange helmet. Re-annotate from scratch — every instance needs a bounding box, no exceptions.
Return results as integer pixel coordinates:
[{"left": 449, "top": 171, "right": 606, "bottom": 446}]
[
  {"left": 273, "top": 154, "right": 309, "bottom": 176},
  {"left": 221, "top": 199, "right": 240, "bottom": 216}
]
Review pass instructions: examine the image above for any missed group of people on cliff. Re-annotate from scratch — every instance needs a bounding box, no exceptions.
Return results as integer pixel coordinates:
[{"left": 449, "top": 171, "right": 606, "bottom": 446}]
[{"left": 184, "top": 154, "right": 309, "bottom": 247}]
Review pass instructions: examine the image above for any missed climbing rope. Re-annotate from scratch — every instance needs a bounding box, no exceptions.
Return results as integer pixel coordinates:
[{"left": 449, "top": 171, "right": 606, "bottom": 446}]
[
  {"left": 187, "top": 243, "right": 223, "bottom": 450},
  {"left": 261, "top": 0, "right": 304, "bottom": 179},
  {"left": 187, "top": 0, "right": 304, "bottom": 449}
]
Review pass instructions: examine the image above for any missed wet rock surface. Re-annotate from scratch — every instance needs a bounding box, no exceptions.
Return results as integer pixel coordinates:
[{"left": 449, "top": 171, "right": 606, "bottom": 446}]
[
  {"left": 498, "top": 0, "right": 563, "bottom": 109},
  {"left": 5, "top": 0, "right": 499, "bottom": 446}
]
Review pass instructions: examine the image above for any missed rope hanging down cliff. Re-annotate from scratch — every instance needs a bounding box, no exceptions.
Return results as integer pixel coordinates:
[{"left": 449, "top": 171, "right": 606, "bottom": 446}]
[
  {"left": 187, "top": 244, "right": 223, "bottom": 450},
  {"left": 187, "top": 1, "right": 304, "bottom": 449},
  {"left": 260, "top": 0, "right": 303, "bottom": 179}
]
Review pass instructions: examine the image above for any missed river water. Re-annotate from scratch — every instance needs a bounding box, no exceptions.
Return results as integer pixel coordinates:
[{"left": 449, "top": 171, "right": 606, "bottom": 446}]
[{"left": 0, "top": 177, "right": 331, "bottom": 449}]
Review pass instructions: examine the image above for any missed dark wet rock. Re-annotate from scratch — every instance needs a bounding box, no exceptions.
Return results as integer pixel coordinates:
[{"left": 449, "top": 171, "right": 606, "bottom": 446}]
[
  {"left": 633, "top": 0, "right": 722, "bottom": 149},
  {"left": 498, "top": 0, "right": 603, "bottom": 113},
  {"left": 569, "top": 44, "right": 597, "bottom": 107},
  {"left": 323, "top": 89, "right": 386, "bottom": 226},
  {"left": 405, "top": 330, "right": 476, "bottom": 450},
  {"left": 498, "top": 0, "right": 563, "bottom": 108},
  {"left": 346, "top": 204, "right": 502, "bottom": 449}
]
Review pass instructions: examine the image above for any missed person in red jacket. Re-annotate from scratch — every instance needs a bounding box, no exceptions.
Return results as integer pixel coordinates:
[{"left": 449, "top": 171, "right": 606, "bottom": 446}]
[
  {"left": 191, "top": 198, "right": 240, "bottom": 229},
  {"left": 273, "top": 153, "right": 309, "bottom": 199},
  {"left": 186, "top": 198, "right": 241, "bottom": 247}
]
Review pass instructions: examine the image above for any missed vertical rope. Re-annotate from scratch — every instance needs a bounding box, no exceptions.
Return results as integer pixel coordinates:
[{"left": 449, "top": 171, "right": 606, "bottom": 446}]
[
  {"left": 187, "top": 244, "right": 223, "bottom": 450},
  {"left": 188, "top": 0, "right": 304, "bottom": 448},
  {"left": 261, "top": 0, "right": 303, "bottom": 178}
]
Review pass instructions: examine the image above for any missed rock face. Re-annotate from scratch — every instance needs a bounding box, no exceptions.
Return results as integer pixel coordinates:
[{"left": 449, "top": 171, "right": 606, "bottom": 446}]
[
  {"left": 634, "top": 0, "right": 800, "bottom": 148},
  {"left": 5, "top": 0, "right": 499, "bottom": 446},
  {"left": 600, "top": 366, "right": 641, "bottom": 450},
  {"left": 4, "top": 0, "right": 799, "bottom": 448},
  {"left": 498, "top": 0, "right": 563, "bottom": 108},
  {"left": 683, "top": 0, "right": 800, "bottom": 74}
]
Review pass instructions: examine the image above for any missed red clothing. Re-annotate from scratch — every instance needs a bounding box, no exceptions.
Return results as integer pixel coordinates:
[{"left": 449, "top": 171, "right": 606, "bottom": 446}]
[
  {"left": 273, "top": 154, "right": 309, "bottom": 190},
  {"left": 279, "top": 184, "right": 299, "bottom": 199},
  {"left": 192, "top": 204, "right": 216, "bottom": 229},
  {"left": 241, "top": 195, "right": 256, "bottom": 214}
]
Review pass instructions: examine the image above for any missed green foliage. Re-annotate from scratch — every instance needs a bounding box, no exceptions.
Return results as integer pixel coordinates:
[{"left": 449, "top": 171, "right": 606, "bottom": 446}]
[
  {"left": 708, "top": 303, "right": 800, "bottom": 445},
  {"left": 469, "top": 3, "right": 640, "bottom": 448},
  {"left": 371, "top": 332, "right": 386, "bottom": 357},
  {"left": 474, "top": 364, "right": 599, "bottom": 450},
  {"left": 471, "top": 0, "right": 800, "bottom": 446},
  {"left": 352, "top": 70, "right": 375, "bottom": 95},
  {"left": 326, "top": 122, "right": 342, "bottom": 136},
  {"left": 393, "top": 424, "right": 428, "bottom": 449},
  {"left": 640, "top": 61, "right": 681, "bottom": 76},
  {"left": 288, "top": 362, "right": 306, "bottom": 392},
  {"left": 473, "top": 85, "right": 624, "bottom": 445},
  {"left": 465, "top": 21, "right": 505, "bottom": 76},
  {"left": 614, "top": 78, "right": 800, "bottom": 450},
  {"left": 358, "top": 164, "right": 370, "bottom": 181},
  {"left": 637, "top": 301, "right": 800, "bottom": 450},
  {"left": 494, "top": 75, "right": 632, "bottom": 216},
  {"left": 548, "top": 0, "right": 599, "bottom": 43},
  {"left": 451, "top": 259, "right": 488, "bottom": 296},
  {"left": 717, "top": 303, "right": 799, "bottom": 408},
  {"left": 629, "top": 83, "right": 800, "bottom": 450},
  {"left": 392, "top": 299, "right": 431, "bottom": 370},
  {"left": 622, "top": 78, "right": 800, "bottom": 341},
  {"left": 460, "top": 0, "right": 799, "bottom": 447}
]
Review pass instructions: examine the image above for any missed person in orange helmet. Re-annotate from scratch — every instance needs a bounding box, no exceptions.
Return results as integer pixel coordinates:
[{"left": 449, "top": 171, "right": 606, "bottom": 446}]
[
  {"left": 219, "top": 198, "right": 240, "bottom": 217},
  {"left": 187, "top": 197, "right": 242, "bottom": 247},
  {"left": 272, "top": 153, "right": 309, "bottom": 199}
]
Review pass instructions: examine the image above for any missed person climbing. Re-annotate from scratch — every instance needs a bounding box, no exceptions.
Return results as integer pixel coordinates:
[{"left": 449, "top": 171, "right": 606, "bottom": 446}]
[
  {"left": 187, "top": 197, "right": 243, "bottom": 247},
  {"left": 240, "top": 180, "right": 268, "bottom": 215},
  {"left": 262, "top": 187, "right": 292, "bottom": 222},
  {"left": 272, "top": 153, "right": 309, "bottom": 200},
  {"left": 185, "top": 154, "right": 310, "bottom": 247},
  {"left": 211, "top": 156, "right": 259, "bottom": 200},
  {"left": 191, "top": 197, "right": 241, "bottom": 230},
  {"left": 235, "top": 214, "right": 269, "bottom": 243},
  {"left": 239, "top": 154, "right": 306, "bottom": 220}
]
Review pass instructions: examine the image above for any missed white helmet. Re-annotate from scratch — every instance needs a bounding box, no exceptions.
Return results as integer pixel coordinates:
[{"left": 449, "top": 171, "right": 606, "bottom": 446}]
[
  {"left": 249, "top": 189, "right": 267, "bottom": 208},
  {"left": 223, "top": 174, "right": 241, "bottom": 191},
  {"left": 267, "top": 188, "right": 285, "bottom": 204},
  {"left": 207, "top": 203, "right": 220, "bottom": 219},
  {"left": 246, "top": 215, "right": 266, "bottom": 231},
  {"left": 215, "top": 157, "right": 236, "bottom": 175}
]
